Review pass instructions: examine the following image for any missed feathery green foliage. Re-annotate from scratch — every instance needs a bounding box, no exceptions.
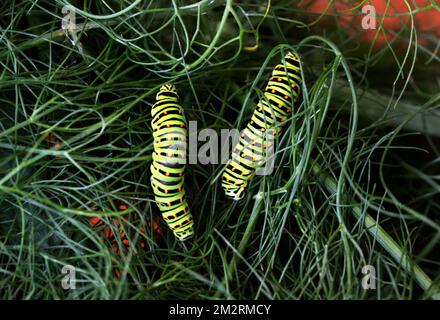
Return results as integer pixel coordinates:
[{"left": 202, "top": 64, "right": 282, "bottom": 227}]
[{"left": 0, "top": 0, "right": 439, "bottom": 299}]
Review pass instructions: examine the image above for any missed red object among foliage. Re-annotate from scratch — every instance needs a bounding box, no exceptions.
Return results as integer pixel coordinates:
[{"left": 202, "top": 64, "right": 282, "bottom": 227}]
[
  {"left": 299, "top": 0, "right": 440, "bottom": 48},
  {"left": 88, "top": 201, "right": 162, "bottom": 277}
]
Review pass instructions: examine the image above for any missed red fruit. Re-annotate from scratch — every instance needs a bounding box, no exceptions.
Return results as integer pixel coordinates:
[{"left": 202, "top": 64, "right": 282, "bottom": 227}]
[
  {"left": 87, "top": 202, "right": 163, "bottom": 277},
  {"left": 89, "top": 216, "right": 102, "bottom": 227},
  {"left": 299, "top": 0, "right": 440, "bottom": 49}
]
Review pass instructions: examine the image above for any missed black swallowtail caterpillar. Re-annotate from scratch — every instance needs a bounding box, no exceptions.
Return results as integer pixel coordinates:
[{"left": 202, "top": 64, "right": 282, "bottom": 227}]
[
  {"left": 221, "top": 51, "right": 302, "bottom": 200},
  {"left": 150, "top": 84, "right": 194, "bottom": 241}
]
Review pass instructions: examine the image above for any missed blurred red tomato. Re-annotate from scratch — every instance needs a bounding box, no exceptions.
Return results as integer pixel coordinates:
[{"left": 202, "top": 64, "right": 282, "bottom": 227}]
[{"left": 299, "top": 0, "right": 440, "bottom": 48}]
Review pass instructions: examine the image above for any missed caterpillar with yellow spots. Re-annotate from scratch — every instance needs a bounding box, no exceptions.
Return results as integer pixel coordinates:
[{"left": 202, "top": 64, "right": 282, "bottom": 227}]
[
  {"left": 221, "top": 51, "right": 302, "bottom": 200},
  {"left": 150, "top": 84, "right": 194, "bottom": 241}
]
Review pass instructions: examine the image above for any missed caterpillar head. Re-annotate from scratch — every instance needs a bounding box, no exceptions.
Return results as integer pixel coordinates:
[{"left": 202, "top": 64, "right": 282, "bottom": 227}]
[{"left": 156, "top": 84, "right": 179, "bottom": 101}]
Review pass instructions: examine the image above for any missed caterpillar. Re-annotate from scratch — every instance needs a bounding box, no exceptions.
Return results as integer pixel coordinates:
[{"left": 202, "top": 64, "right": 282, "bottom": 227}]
[
  {"left": 150, "top": 84, "right": 194, "bottom": 241},
  {"left": 221, "top": 51, "right": 302, "bottom": 200}
]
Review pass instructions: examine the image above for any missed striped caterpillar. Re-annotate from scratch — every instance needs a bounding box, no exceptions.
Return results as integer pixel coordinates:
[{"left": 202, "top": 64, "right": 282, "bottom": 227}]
[
  {"left": 150, "top": 84, "right": 194, "bottom": 241},
  {"left": 221, "top": 51, "right": 302, "bottom": 200}
]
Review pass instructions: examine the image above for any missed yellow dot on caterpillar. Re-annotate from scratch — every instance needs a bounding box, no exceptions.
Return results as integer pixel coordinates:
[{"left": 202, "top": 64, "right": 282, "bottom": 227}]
[
  {"left": 261, "top": 128, "right": 266, "bottom": 132},
  {"left": 271, "top": 89, "right": 275, "bottom": 93},
  {"left": 278, "top": 78, "right": 282, "bottom": 81},
  {"left": 241, "top": 153, "right": 245, "bottom": 157},
  {"left": 166, "top": 172, "right": 170, "bottom": 176},
  {"left": 168, "top": 203, "right": 171, "bottom": 207},
  {"left": 178, "top": 187, "right": 182, "bottom": 192},
  {"left": 180, "top": 198, "right": 183, "bottom": 202},
  {"left": 270, "top": 77, "right": 274, "bottom": 81},
  {"left": 166, "top": 124, "right": 170, "bottom": 128},
  {"left": 284, "top": 95, "right": 289, "bottom": 100},
  {"left": 258, "top": 107, "right": 263, "bottom": 112}
]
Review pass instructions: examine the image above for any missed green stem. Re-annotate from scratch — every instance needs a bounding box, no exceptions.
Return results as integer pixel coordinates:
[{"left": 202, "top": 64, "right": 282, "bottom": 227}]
[
  {"left": 311, "top": 161, "right": 440, "bottom": 300},
  {"left": 214, "top": 195, "right": 263, "bottom": 298}
]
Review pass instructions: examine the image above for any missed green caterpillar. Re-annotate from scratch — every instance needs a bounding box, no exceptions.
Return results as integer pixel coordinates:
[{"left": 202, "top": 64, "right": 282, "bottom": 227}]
[
  {"left": 221, "top": 51, "right": 302, "bottom": 200},
  {"left": 150, "top": 84, "right": 194, "bottom": 241}
]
